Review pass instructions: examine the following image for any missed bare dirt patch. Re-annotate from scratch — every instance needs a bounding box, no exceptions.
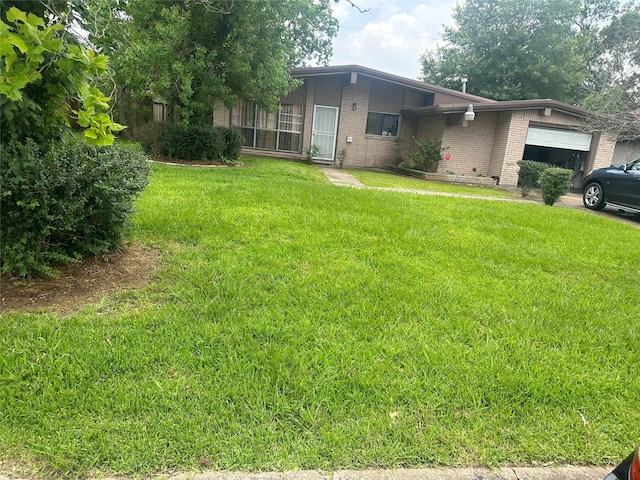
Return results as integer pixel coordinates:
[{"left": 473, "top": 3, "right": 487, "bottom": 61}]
[{"left": 0, "top": 244, "right": 161, "bottom": 315}]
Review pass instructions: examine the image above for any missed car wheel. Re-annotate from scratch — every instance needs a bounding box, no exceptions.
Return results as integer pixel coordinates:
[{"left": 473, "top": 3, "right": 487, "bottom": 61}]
[{"left": 583, "top": 182, "right": 606, "bottom": 210}]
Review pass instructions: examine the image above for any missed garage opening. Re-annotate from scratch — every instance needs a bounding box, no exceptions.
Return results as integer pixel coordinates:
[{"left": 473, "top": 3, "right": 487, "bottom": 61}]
[{"left": 524, "top": 127, "right": 592, "bottom": 189}]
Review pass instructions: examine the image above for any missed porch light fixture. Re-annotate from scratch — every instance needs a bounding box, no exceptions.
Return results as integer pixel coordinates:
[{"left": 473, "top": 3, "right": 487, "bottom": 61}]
[
  {"left": 464, "top": 104, "right": 475, "bottom": 121},
  {"left": 352, "top": 102, "right": 358, "bottom": 111}
]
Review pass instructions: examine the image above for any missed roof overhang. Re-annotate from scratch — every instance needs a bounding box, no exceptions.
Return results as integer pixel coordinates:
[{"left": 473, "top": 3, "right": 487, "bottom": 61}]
[{"left": 290, "top": 65, "right": 495, "bottom": 104}]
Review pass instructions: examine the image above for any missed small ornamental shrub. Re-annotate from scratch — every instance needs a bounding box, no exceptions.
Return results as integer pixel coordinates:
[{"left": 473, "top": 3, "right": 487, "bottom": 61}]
[
  {"left": 0, "top": 138, "right": 150, "bottom": 277},
  {"left": 222, "top": 128, "right": 245, "bottom": 162},
  {"left": 517, "top": 160, "right": 549, "bottom": 197},
  {"left": 399, "top": 138, "right": 443, "bottom": 172},
  {"left": 540, "top": 167, "right": 573, "bottom": 206},
  {"left": 305, "top": 144, "right": 321, "bottom": 164}
]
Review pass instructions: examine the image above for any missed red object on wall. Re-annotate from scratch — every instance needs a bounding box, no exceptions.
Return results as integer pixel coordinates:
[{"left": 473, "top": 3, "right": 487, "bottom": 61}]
[{"left": 444, "top": 153, "right": 451, "bottom": 161}]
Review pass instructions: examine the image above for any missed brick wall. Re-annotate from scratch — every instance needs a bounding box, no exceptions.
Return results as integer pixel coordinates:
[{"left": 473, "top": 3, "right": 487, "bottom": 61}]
[
  {"left": 302, "top": 78, "right": 316, "bottom": 155},
  {"left": 213, "top": 99, "right": 230, "bottom": 126},
  {"left": 488, "top": 111, "right": 513, "bottom": 180},
  {"left": 333, "top": 79, "right": 431, "bottom": 168},
  {"left": 588, "top": 133, "right": 617, "bottom": 171},
  {"left": 438, "top": 113, "right": 498, "bottom": 177}
]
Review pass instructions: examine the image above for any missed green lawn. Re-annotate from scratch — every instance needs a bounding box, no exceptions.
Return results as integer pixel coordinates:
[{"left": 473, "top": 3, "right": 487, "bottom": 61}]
[
  {"left": 1, "top": 158, "right": 639, "bottom": 477},
  {"left": 347, "top": 169, "right": 516, "bottom": 197}
]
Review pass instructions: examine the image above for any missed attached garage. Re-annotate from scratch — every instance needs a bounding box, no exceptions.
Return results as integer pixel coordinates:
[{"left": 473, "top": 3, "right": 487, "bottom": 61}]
[{"left": 524, "top": 126, "right": 593, "bottom": 189}]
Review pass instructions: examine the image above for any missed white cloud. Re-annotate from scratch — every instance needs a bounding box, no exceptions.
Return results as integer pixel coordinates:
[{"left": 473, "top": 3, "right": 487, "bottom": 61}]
[
  {"left": 329, "top": 1, "right": 456, "bottom": 79},
  {"left": 329, "top": 1, "right": 351, "bottom": 22}
]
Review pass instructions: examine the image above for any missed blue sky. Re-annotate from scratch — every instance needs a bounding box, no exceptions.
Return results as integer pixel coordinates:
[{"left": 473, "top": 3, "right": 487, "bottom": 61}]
[{"left": 327, "top": 0, "right": 458, "bottom": 79}]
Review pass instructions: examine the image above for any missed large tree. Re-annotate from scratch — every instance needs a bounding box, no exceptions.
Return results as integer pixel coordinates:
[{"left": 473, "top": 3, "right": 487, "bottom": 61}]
[
  {"left": 420, "top": 0, "right": 618, "bottom": 103},
  {"left": 581, "top": 4, "right": 640, "bottom": 139},
  {"left": 86, "top": 0, "right": 339, "bottom": 125}
]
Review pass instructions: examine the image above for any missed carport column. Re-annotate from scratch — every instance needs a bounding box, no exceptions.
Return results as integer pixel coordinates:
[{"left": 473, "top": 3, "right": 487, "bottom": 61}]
[{"left": 497, "top": 111, "right": 529, "bottom": 186}]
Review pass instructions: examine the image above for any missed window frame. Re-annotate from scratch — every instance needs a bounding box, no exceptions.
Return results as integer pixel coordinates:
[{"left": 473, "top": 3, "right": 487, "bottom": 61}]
[
  {"left": 231, "top": 101, "right": 303, "bottom": 153},
  {"left": 365, "top": 111, "right": 401, "bottom": 138}
]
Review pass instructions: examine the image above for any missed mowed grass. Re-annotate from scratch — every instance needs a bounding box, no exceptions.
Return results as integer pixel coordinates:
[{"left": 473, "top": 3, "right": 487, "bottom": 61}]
[
  {"left": 347, "top": 169, "right": 516, "bottom": 197},
  {"left": 1, "top": 158, "right": 639, "bottom": 477}
]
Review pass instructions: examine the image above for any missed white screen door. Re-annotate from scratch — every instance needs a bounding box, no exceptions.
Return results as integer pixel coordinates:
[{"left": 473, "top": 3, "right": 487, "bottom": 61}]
[{"left": 311, "top": 105, "right": 339, "bottom": 161}]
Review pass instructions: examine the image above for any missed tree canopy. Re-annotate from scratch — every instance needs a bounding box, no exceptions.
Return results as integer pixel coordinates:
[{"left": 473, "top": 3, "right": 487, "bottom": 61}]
[
  {"left": 582, "top": 4, "right": 640, "bottom": 138},
  {"left": 86, "top": 0, "right": 339, "bottom": 125},
  {"left": 420, "top": 0, "right": 619, "bottom": 103},
  {"left": 0, "top": 4, "right": 124, "bottom": 145}
]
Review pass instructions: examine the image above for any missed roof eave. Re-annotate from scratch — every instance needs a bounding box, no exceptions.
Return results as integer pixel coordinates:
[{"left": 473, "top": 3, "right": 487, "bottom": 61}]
[{"left": 290, "top": 65, "right": 496, "bottom": 104}]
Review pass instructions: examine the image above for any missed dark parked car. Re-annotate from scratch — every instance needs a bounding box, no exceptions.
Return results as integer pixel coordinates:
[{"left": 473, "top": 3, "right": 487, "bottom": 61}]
[
  {"left": 604, "top": 444, "right": 640, "bottom": 480},
  {"left": 583, "top": 158, "right": 640, "bottom": 212}
]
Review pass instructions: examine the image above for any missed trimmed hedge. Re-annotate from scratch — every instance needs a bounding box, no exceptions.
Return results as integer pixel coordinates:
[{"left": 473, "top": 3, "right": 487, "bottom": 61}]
[
  {"left": 135, "top": 123, "right": 245, "bottom": 162},
  {"left": 1, "top": 138, "right": 150, "bottom": 277}
]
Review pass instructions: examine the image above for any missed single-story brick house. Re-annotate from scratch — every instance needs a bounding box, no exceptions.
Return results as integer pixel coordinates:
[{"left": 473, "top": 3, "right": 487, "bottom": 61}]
[{"left": 212, "top": 65, "right": 616, "bottom": 187}]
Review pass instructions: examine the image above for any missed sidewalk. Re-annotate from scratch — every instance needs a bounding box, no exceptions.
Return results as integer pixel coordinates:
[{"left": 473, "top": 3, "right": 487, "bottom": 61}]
[
  {"left": 161, "top": 466, "right": 611, "bottom": 480},
  {"left": 1, "top": 465, "right": 611, "bottom": 480}
]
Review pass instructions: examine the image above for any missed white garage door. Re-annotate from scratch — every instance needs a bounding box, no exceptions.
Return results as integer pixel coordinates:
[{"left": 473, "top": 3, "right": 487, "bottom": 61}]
[{"left": 526, "top": 127, "right": 592, "bottom": 151}]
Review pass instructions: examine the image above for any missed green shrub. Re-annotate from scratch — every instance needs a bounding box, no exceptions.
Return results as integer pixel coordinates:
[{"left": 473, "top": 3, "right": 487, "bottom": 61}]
[
  {"left": 305, "top": 144, "right": 321, "bottom": 164},
  {"left": 0, "top": 138, "right": 150, "bottom": 277},
  {"left": 162, "top": 124, "right": 223, "bottom": 161},
  {"left": 540, "top": 167, "right": 573, "bottom": 206},
  {"left": 399, "top": 138, "right": 443, "bottom": 172},
  {"left": 517, "top": 160, "right": 549, "bottom": 197},
  {"left": 136, "top": 123, "right": 244, "bottom": 162},
  {"left": 222, "top": 128, "right": 245, "bottom": 162}
]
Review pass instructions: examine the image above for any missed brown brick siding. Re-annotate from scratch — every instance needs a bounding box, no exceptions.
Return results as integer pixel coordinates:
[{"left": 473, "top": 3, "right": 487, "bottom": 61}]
[{"left": 438, "top": 113, "right": 498, "bottom": 177}]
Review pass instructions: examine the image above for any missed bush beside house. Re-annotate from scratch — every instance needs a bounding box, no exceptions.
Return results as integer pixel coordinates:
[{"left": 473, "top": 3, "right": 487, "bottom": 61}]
[
  {"left": 398, "top": 138, "right": 444, "bottom": 173},
  {"left": 517, "top": 160, "right": 549, "bottom": 197},
  {"left": 541, "top": 167, "right": 574, "bottom": 206},
  {"left": 135, "top": 123, "right": 245, "bottom": 163}
]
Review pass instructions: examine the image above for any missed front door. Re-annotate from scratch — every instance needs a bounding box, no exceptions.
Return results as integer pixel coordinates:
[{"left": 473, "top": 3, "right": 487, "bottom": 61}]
[{"left": 311, "top": 105, "right": 339, "bottom": 162}]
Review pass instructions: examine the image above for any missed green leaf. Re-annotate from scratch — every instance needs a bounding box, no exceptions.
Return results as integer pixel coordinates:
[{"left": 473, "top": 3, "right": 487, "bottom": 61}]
[
  {"left": 5, "top": 7, "right": 27, "bottom": 25},
  {"left": 0, "top": 38, "right": 15, "bottom": 56},
  {"left": 25, "top": 12, "right": 45, "bottom": 28},
  {"left": 5, "top": 33, "right": 29, "bottom": 54},
  {"left": 77, "top": 110, "right": 91, "bottom": 128},
  {"left": 83, "top": 129, "right": 98, "bottom": 139}
]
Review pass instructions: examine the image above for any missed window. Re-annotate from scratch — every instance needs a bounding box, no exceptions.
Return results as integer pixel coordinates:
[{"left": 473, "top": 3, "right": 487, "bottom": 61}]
[
  {"left": 365, "top": 112, "right": 400, "bottom": 137},
  {"left": 231, "top": 100, "right": 302, "bottom": 152}
]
